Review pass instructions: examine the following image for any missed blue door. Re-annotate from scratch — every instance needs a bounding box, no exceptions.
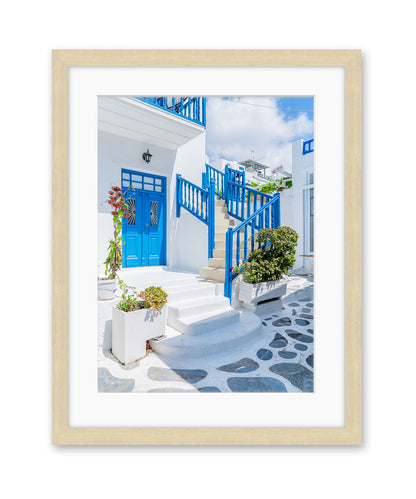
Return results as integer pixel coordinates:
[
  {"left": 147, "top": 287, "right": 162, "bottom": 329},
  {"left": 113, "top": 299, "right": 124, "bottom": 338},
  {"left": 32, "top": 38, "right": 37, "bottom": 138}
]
[{"left": 121, "top": 170, "right": 166, "bottom": 267}]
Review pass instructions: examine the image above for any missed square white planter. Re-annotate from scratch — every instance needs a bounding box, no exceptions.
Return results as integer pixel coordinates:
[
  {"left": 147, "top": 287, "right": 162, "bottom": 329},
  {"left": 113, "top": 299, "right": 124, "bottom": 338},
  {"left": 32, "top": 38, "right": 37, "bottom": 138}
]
[
  {"left": 239, "top": 279, "right": 287, "bottom": 313},
  {"left": 112, "top": 306, "right": 167, "bottom": 365}
]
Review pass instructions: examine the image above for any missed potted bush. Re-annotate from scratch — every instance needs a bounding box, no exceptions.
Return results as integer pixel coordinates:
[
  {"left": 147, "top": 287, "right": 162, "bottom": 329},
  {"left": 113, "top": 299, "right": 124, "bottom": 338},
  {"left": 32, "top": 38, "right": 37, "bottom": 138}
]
[
  {"left": 232, "top": 226, "right": 298, "bottom": 312},
  {"left": 112, "top": 281, "right": 168, "bottom": 365},
  {"left": 98, "top": 185, "right": 129, "bottom": 300}
]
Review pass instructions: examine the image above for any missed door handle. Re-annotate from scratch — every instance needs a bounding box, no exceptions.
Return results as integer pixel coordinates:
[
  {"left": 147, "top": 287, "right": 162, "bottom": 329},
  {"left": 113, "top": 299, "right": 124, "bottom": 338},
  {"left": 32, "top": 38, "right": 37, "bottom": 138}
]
[{"left": 144, "top": 223, "right": 148, "bottom": 230}]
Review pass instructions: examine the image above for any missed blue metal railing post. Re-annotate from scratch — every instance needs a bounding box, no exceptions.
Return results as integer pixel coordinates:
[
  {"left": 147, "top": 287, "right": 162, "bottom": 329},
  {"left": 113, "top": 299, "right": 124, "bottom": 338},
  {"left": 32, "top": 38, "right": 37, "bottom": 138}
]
[
  {"left": 208, "top": 178, "right": 216, "bottom": 258},
  {"left": 224, "top": 227, "right": 233, "bottom": 301},
  {"left": 224, "top": 165, "right": 229, "bottom": 209},
  {"left": 202, "top": 97, "right": 206, "bottom": 126},
  {"left": 176, "top": 174, "right": 182, "bottom": 217},
  {"left": 276, "top": 193, "right": 281, "bottom": 227}
]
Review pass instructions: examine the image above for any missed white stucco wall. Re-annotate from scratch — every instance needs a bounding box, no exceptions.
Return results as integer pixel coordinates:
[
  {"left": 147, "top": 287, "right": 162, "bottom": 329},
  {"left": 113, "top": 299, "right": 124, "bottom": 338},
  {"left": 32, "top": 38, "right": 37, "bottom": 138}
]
[
  {"left": 98, "top": 129, "right": 208, "bottom": 274},
  {"left": 280, "top": 139, "right": 314, "bottom": 273}
]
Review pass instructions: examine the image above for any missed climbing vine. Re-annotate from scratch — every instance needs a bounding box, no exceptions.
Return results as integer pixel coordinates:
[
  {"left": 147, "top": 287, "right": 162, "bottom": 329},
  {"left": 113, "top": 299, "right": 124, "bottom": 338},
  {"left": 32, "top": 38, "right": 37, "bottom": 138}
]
[{"left": 104, "top": 185, "right": 129, "bottom": 280}]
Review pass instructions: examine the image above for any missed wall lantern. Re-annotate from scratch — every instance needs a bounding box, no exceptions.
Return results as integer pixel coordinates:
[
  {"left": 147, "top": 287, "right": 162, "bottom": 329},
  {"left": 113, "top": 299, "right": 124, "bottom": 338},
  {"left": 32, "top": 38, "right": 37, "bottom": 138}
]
[{"left": 142, "top": 149, "right": 152, "bottom": 164}]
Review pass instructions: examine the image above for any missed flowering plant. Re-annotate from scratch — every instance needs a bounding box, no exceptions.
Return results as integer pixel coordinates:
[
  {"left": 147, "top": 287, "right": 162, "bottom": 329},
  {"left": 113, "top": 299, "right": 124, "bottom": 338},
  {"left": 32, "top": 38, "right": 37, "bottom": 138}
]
[
  {"left": 117, "top": 281, "right": 168, "bottom": 313},
  {"left": 231, "top": 227, "right": 298, "bottom": 284},
  {"left": 104, "top": 185, "right": 129, "bottom": 280}
]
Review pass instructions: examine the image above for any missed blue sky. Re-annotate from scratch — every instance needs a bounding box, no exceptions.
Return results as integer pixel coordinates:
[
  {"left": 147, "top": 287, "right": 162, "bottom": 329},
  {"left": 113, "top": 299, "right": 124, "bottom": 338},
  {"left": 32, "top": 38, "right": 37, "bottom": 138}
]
[{"left": 205, "top": 96, "right": 314, "bottom": 172}]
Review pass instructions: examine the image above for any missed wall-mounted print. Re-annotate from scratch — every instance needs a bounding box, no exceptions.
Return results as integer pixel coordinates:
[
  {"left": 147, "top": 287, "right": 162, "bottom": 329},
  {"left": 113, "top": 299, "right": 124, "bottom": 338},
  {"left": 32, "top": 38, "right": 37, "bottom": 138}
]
[
  {"left": 97, "top": 95, "right": 315, "bottom": 394},
  {"left": 52, "top": 50, "right": 361, "bottom": 445}
]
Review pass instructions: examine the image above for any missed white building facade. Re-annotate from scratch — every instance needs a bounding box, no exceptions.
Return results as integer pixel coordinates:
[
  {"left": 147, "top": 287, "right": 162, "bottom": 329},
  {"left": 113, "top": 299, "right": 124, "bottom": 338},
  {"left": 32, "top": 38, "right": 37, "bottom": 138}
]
[
  {"left": 98, "top": 96, "right": 314, "bottom": 280},
  {"left": 280, "top": 138, "right": 314, "bottom": 273},
  {"left": 98, "top": 97, "right": 209, "bottom": 274}
]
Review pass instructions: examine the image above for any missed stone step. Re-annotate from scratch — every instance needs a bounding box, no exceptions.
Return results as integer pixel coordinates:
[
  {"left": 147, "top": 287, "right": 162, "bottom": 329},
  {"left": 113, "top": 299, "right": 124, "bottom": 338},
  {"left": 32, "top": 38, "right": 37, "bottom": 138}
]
[
  {"left": 215, "top": 209, "right": 230, "bottom": 218},
  {"left": 169, "top": 306, "right": 239, "bottom": 336},
  {"left": 215, "top": 232, "right": 257, "bottom": 244},
  {"left": 208, "top": 257, "right": 240, "bottom": 269},
  {"left": 166, "top": 281, "right": 217, "bottom": 304},
  {"left": 150, "top": 310, "right": 263, "bottom": 358},
  {"left": 214, "top": 240, "right": 225, "bottom": 250},
  {"left": 199, "top": 266, "right": 226, "bottom": 282},
  {"left": 216, "top": 217, "right": 234, "bottom": 225},
  {"left": 215, "top": 206, "right": 228, "bottom": 214},
  {"left": 213, "top": 248, "right": 225, "bottom": 258},
  {"left": 168, "top": 295, "right": 230, "bottom": 322}
]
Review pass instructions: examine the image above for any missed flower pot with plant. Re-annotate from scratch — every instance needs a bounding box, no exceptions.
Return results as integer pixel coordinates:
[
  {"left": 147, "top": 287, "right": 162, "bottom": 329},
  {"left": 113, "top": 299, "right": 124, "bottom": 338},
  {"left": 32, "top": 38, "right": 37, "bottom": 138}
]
[
  {"left": 112, "top": 281, "right": 168, "bottom": 365},
  {"left": 232, "top": 226, "right": 298, "bottom": 313},
  {"left": 98, "top": 185, "right": 129, "bottom": 300}
]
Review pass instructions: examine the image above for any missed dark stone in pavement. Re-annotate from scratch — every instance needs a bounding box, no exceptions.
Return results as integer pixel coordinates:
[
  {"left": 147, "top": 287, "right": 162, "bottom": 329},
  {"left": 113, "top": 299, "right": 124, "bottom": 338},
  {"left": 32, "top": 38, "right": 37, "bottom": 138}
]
[
  {"left": 272, "top": 317, "right": 292, "bottom": 327},
  {"left": 295, "top": 318, "right": 310, "bottom": 326},
  {"left": 269, "top": 332, "right": 288, "bottom": 348},
  {"left": 294, "top": 343, "right": 308, "bottom": 351},
  {"left": 227, "top": 377, "right": 287, "bottom": 392},
  {"left": 257, "top": 348, "right": 273, "bottom": 361},
  {"left": 269, "top": 363, "right": 314, "bottom": 392},
  {"left": 217, "top": 358, "right": 259, "bottom": 373},
  {"left": 278, "top": 351, "right": 297, "bottom": 359}
]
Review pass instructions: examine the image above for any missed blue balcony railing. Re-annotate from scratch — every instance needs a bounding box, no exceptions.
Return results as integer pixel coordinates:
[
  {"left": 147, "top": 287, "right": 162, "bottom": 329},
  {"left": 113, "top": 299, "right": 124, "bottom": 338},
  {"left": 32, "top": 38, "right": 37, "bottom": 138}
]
[
  {"left": 134, "top": 97, "right": 206, "bottom": 127},
  {"left": 302, "top": 138, "right": 314, "bottom": 155}
]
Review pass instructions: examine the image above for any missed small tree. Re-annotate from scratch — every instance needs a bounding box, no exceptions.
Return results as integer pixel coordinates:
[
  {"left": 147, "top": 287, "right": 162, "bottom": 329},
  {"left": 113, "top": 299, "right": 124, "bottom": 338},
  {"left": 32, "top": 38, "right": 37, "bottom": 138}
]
[
  {"left": 104, "top": 186, "right": 129, "bottom": 280},
  {"left": 232, "top": 226, "right": 298, "bottom": 284}
]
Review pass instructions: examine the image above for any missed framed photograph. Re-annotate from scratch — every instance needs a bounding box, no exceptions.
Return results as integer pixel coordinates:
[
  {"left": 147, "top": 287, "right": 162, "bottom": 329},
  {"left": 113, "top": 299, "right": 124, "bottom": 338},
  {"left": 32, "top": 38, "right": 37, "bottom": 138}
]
[{"left": 52, "top": 50, "right": 361, "bottom": 445}]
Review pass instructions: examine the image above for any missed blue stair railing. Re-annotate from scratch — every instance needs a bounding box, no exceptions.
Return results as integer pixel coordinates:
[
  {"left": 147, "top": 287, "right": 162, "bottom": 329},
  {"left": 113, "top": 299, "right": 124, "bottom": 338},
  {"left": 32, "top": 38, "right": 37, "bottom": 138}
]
[
  {"left": 225, "top": 164, "right": 272, "bottom": 223},
  {"left": 224, "top": 194, "right": 281, "bottom": 301},
  {"left": 203, "top": 163, "right": 225, "bottom": 199},
  {"left": 177, "top": 162, "right": 282, "bottom": 301},
  {"left": 176, "top": 174, "right": 215, "bottom": 258}
]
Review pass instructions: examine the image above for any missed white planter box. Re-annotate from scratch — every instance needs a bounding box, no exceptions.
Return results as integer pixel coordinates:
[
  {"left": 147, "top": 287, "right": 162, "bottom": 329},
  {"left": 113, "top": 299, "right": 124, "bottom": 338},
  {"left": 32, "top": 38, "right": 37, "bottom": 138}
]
[
  {"left": 239, "top": 279, "right": 287, "bottom": 313},
  {"left": 112, "top": 306, "right": 167, "bottom": 365},
  {"left": 98, "top": 278, "right": 117, "bottom": 301}
]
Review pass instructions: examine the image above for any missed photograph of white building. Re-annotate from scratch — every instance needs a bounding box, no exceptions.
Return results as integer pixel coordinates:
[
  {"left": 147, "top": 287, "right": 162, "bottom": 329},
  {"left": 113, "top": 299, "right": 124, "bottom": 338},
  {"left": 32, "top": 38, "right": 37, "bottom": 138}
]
[{"left": 97, "top": 96, "right": 314, "bottom": 393}]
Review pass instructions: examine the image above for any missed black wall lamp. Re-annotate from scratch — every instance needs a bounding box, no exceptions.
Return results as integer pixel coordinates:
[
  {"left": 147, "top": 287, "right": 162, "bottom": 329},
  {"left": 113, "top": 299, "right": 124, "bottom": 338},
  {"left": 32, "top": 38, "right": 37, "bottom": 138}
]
[{"left": 142, "top": 149, "right": 152, "bottom": 164}]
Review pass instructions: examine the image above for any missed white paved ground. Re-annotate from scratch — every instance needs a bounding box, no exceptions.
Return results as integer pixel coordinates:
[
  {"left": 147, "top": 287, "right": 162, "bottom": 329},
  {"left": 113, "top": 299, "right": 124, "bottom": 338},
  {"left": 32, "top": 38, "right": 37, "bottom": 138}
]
[{"left": 97, "top": 269, "right": 314, "bottom": 393}]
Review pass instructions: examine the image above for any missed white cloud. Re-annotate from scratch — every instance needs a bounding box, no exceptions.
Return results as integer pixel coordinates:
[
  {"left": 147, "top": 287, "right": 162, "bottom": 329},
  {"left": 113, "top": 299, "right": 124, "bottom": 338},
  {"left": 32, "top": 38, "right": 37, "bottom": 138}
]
[{"left": 205, "top": 97, "right": 313, "bottom": 172}]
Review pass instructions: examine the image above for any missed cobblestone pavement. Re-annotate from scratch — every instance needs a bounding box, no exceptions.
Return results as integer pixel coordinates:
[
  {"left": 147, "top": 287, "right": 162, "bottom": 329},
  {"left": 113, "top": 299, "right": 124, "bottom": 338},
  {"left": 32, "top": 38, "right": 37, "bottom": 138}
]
[{"left": 97, "top": 275, "right": 314, "bottom": 393}]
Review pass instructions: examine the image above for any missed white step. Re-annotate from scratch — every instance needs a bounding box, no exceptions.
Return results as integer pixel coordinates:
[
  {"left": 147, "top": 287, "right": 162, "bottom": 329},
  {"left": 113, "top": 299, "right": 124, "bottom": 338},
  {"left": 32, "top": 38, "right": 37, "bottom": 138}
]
[
  {"left": 215, "top": 206, "right": 228, "bottom": 214},
  {"left": 215, "top": 224, "right": 234, "bottom": 232},
  {"left": 173, "top": 308, "right": 239, "bottom": 336},
  {"left": 166, "top": 282, "right": 217, "bottom": 304},
  {"left": 168, "top": 295, "right": 230, "bottom": 322},
  {"left": 212, "top": 247, "right": 253, "bottom": 259},
  {"left": 208, "top": 257, "right": 239, "bottom": 269},
  {"left": 213, "top": 248, "right": 225, "bottom": 258},
  {"left": 151, "top": 310, "right": 263, "bottom": 358},
  {"left": 199, "top": 266, "right": 225, "bottom": 282},
  {"left": 215, "top": 232, "right": 227, "bottom": 242}
]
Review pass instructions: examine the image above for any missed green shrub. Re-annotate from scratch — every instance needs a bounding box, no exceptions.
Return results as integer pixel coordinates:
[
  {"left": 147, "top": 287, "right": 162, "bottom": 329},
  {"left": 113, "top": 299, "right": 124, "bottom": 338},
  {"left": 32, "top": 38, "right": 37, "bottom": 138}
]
[{"left": 232, "top": 226, "right": 298, "bottom": 284}]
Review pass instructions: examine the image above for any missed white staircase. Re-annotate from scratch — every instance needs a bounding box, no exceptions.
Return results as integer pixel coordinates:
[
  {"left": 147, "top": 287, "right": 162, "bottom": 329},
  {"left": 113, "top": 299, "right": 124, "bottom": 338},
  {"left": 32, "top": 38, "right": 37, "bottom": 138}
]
[
  {"left": 150, "top": 275, "right": 262, "bottom": 358},
  {"left": 150, "top": 198, "right": 264, "bottom": 359},
  {"left": 199, "top": 198, "right": 257, "bottom": 282}
]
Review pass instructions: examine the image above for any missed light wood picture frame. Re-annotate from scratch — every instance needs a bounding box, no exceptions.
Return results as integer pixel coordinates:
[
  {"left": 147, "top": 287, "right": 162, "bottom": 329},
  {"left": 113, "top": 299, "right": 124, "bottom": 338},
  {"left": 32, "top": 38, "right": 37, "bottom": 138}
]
[{"left": 52, "top": 49, "right": 361, "bottom": 445}]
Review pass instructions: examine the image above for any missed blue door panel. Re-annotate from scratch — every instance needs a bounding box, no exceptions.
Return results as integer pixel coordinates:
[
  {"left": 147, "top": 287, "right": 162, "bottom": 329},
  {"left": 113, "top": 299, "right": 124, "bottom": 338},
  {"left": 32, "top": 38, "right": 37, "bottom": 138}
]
[{"left": 121, "top": 170, "right": 166, "bottom": 267}]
